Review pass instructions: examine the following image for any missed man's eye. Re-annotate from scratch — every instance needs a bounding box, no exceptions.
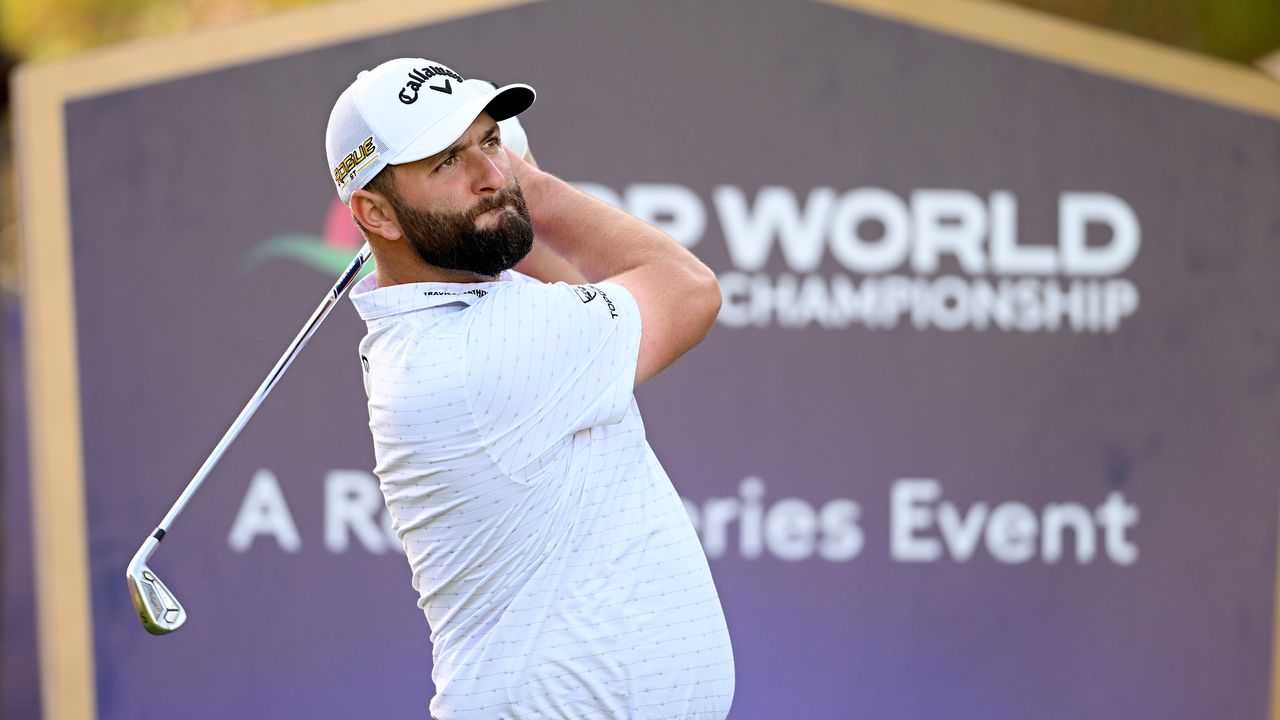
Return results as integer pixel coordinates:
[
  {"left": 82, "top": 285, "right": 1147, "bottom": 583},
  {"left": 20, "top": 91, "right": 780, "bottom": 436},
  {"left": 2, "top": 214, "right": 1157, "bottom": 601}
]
[
  {"left": 484, "top": 136, "right": 501, "bottom": 149},
  {"left": 436, "top": 156, "right": 456, "bottom": 171}
]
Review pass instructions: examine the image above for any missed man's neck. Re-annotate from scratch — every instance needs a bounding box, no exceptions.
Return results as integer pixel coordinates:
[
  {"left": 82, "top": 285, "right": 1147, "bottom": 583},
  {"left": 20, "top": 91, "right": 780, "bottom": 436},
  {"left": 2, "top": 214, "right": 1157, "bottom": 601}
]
[{"left": 372, "top": 252, "right": 500, "bottom": 288}]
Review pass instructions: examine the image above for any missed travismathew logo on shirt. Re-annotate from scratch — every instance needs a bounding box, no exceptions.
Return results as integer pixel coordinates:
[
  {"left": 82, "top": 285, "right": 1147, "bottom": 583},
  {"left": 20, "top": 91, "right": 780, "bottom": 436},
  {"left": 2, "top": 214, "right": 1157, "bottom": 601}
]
[
  {"left": 425, "top": 289, "right": 488, "bottom": 298},
  {"left": 399, "top": 65, "right": 465, "bottom": 104}
]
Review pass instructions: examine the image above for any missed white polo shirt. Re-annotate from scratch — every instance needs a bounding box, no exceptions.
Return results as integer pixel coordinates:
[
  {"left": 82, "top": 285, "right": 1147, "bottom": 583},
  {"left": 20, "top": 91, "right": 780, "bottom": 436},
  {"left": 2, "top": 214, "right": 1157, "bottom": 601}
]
[{"left": 350, "top": 270, "right": 735, "bottom": 719}]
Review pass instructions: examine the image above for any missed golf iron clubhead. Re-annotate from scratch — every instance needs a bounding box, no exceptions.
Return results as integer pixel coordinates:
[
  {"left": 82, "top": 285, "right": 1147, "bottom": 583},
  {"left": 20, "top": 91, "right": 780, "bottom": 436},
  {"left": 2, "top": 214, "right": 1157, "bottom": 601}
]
[
  {"left": 126, "top": 243, "right": 372, "bottom": 635},
  {"left": 126, "top": 536, "right": 187, "bottom": 635}
]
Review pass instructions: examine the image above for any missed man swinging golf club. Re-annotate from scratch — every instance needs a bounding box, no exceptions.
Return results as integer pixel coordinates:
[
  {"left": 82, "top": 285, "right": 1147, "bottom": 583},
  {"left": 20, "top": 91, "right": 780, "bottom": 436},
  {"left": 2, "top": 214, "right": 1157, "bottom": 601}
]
[{"left": 326, "top": 58, "right": 735, "bottom": 719}]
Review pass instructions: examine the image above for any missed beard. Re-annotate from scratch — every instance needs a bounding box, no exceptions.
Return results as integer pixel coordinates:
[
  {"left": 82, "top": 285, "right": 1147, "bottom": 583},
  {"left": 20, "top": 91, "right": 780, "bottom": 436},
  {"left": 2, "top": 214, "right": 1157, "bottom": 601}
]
[{"left": 390, "top": 181, "right": 534, "bottom": 278}]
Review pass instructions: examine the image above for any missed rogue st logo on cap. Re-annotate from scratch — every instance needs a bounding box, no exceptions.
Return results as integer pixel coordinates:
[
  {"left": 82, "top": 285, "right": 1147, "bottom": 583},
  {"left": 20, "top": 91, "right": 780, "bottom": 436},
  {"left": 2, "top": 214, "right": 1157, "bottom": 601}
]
[
  {"left": 324, "top": 57, "right": 536, "bottom": 204},
  {"left": 332, "top": 136, "right": 378, "bottom": 189}
]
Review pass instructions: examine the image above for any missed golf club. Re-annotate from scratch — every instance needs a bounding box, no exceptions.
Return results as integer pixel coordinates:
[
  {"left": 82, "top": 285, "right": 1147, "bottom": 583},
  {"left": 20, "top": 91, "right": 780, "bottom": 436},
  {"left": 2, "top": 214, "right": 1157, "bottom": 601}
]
[{"left": 127, "top": 242, "right": 373, "bottom": 635}]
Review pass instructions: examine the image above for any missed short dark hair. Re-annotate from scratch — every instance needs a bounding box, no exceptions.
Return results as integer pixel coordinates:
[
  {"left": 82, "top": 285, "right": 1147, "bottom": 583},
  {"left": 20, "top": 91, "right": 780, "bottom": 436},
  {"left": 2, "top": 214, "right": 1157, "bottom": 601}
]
[
  {"left": 352, "top": 166, "right": 399, "bottom": 236},
  {"left": 364, "top": 165, "right": 398, "bottom": 199}
]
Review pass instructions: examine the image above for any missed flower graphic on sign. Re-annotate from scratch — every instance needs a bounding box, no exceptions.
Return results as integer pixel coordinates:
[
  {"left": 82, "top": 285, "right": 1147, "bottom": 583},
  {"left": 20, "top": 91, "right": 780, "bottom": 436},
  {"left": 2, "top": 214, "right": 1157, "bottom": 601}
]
[{"left": 243, "top": 197, "right": 375, "bottom": 277}]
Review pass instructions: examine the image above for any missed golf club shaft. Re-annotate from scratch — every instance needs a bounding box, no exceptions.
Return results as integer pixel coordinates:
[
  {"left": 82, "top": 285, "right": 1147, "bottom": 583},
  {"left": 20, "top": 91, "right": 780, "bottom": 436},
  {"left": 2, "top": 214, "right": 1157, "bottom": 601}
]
[{"left": 147, "top": 242, "right": 373, "bottom": 543}]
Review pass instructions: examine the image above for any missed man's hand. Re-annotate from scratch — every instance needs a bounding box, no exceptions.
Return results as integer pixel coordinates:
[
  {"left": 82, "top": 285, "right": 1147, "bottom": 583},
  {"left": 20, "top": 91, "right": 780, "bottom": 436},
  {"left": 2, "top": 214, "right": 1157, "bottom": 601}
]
[
  {"left": 505, "top": 145, "right": 587, "bottom": 285},
  {"left": 503, "top": 144, "right": 540, "bottom": 185},
  {"left": 508, "top": 149, "right": 721, "bottom": 386}
]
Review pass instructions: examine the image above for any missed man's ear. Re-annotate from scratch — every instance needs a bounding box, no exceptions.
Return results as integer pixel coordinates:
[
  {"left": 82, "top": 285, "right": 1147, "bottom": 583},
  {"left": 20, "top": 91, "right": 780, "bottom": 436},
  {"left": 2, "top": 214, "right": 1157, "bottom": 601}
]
[{"left": 350, "top": 187, "right": 403, "bottom": 241}]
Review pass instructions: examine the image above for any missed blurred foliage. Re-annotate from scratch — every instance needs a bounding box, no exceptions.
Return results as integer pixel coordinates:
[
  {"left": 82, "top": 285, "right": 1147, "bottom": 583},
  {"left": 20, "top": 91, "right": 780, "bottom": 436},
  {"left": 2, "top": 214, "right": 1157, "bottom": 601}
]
[
  {"left": 1, "top": 0, "right": 333, "bottom": 61},
  {"left": 1004, "top": 0, "right": 1280, "bottom": 62}
]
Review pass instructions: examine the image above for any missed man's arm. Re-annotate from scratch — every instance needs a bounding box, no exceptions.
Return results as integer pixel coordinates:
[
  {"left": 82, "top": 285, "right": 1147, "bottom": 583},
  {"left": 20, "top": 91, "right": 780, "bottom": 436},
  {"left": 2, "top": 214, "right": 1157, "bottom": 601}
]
[
  {"left": 512, "top": 150, "right": 587, "bottom": 285},
  {"left": 509, "top": 149, "right": 721, "bottom": 386}
]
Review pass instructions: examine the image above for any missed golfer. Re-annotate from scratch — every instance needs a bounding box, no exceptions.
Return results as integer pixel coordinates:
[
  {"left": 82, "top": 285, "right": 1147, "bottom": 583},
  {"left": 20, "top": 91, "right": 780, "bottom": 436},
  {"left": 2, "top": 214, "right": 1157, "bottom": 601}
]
[{"left": 325, "top": 58, "right": 735, "bottom": 719}]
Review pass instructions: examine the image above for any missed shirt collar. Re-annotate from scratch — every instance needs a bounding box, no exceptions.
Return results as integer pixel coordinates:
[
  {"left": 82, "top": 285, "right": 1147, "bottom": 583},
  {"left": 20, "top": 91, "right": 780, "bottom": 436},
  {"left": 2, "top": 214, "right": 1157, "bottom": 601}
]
[{"left": 349, "top": 270, "right": 519, "bottom": 321}]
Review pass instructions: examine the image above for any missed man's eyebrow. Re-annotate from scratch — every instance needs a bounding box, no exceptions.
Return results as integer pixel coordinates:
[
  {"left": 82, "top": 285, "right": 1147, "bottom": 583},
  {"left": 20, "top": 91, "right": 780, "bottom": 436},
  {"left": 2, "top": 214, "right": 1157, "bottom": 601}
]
[{"left": 427, "top": 123, "right": 501, "bottom": 165}]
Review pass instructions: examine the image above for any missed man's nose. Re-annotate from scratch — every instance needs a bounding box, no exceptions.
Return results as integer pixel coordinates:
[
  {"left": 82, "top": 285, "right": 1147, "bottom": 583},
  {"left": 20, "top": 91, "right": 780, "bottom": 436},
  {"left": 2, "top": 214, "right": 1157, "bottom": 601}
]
[{"left": 470, "top": 152, "right": 505, "bottom": 195}]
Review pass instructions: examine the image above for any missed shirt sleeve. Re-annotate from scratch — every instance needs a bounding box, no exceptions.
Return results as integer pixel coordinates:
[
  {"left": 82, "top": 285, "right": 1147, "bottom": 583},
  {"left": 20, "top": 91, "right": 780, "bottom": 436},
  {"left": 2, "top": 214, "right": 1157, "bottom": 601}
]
[{"left": 462, "top": 281, "right": 642, "bottom": 478}]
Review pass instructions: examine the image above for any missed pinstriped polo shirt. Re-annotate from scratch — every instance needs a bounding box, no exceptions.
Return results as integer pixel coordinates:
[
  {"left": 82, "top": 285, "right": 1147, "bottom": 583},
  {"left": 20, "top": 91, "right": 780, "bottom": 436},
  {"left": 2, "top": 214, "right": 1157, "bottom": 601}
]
[{"left": 349, "top": 270, "right": 735, "bottom": 719}]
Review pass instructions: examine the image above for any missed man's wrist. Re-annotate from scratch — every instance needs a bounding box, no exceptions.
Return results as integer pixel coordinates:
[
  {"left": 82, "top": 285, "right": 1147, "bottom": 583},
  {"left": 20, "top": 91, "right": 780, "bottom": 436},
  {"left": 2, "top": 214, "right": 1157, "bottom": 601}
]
[{"left": 519, "top": 164, "right": 560, "bottom": 219}]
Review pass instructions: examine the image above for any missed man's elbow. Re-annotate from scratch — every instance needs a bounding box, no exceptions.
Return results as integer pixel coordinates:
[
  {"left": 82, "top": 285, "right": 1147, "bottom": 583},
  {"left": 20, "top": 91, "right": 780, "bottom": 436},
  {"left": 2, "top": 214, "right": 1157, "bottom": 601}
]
[{"left": 686, "top": 263, "right": 722, "bottom": 341}]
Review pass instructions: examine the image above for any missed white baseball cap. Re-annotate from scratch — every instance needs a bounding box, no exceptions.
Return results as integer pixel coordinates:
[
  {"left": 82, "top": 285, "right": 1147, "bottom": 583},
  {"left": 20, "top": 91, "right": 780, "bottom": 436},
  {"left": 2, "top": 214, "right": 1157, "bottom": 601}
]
[{"left": 325, "top": 58, "right": 535, "bottom": 203}]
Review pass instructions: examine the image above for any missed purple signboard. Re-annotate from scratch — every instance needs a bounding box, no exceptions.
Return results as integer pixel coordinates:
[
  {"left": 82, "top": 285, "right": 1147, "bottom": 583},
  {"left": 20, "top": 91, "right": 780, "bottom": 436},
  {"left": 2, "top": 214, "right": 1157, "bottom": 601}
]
[
  {"left": 18, "top": 0, "right": 1280, "bottom": 717},
  {"left": 2, "top": 291, "right": 41, "bottom": 720}
]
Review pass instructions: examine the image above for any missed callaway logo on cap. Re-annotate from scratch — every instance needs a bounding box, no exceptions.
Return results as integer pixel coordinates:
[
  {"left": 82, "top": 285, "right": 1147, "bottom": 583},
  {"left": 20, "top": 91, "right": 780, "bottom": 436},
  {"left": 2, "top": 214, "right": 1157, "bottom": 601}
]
[{"left": 325, "top": 58, "right": 536, "bottom": 203}]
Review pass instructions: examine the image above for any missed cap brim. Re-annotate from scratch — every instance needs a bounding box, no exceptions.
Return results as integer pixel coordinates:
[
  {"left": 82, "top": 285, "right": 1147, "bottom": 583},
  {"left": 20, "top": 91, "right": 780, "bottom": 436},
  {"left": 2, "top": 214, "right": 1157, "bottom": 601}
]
[
  {"left": 388, "top": 83, "right": 535, "bottom": 166},
  {"left": 482, "top": 83, "right": 535, "bottom": 122}
]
